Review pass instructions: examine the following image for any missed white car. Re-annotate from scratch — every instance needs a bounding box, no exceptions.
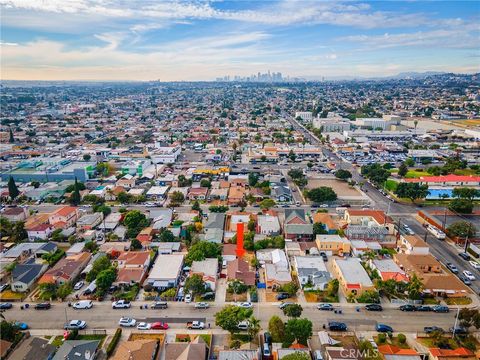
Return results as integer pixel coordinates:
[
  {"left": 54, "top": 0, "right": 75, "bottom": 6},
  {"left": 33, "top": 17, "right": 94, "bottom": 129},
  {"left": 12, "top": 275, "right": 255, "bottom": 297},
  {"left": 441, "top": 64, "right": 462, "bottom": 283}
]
[
  {"left": 72, "top": 300, "right": 93, "bottom": 309},
  {"left": 184, "top": 294, "right": 192, "bottom": 303},
  {"left": 463, "top": 270, "right": 476, "bottom": 281},
  {"left": 73, "top": 281, "right": 84, "bottom": 291},
  {"left": 319, "top": 204, "right": 329, "bottom": 208},
  {"left": 136, "top": 322, "right": 151, "bottom": 330},
  {"left": 64, "top": 320, "right": 87, "bottom": 330},
  {"left": 469, "top": 261, "right": 480, "bottom": 270},
  {"left": 238, "top": 302, "right": 252, "bottom": 309},
  {"left": 194, "top": 302, "right": 210, "bottom": 309},
  {"left": 119, "top": 317, "right": 137, "bottom": 327}
]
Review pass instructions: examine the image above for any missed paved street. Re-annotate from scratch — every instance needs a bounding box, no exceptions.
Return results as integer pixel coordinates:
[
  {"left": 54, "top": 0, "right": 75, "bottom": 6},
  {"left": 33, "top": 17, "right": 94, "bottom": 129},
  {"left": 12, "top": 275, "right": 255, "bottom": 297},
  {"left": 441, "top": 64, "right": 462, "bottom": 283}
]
[{"left": 1, "top": 301, "right": 460, "bottom": 333}]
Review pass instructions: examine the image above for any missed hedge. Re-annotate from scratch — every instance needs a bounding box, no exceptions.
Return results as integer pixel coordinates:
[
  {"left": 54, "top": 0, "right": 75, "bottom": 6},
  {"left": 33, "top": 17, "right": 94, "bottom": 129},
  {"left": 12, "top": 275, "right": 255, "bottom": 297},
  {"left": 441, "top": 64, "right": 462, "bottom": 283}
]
[{"left": 106, "top": 328, "right": 122, "bottom": 356}]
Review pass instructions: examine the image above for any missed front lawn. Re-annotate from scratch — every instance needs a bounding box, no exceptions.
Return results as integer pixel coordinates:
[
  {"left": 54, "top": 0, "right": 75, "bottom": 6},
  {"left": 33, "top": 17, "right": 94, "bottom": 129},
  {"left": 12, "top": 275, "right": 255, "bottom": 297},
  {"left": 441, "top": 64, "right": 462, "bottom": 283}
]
[
  {"left": 385, "top": 179, "right": 398, "bottom": 192},
  {"left": 113, "top": 284, "right": 139, "bottom": 301},
  {"left": 0, "top": 290, "right": 25, "bottom": 301},
  {"left": 445, "top": 297, "right": 472, "bottom": 306},
  {"left": 405, "top": 170, "right": 430, "bottom": 179},
  {"left": 304, "top": 290, "right": 339, "bottom": 303}
]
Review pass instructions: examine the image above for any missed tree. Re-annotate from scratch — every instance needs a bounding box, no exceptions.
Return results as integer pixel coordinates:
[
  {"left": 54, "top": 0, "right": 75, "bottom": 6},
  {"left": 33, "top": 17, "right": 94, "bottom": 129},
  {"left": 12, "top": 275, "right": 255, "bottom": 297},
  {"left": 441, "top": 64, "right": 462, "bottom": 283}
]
[
  {"left": 313, "top": 222, "right": 328, "bottom": 235},
  {"left": 94, "top": 204, "right": 111, "bottom": 217},
  {"left": 453, "top": 187, "right": 480, "bottom": 201},
  {"left": 248, "top": 173, "right": 259, "bottom": 187},
  {"left": 335, "top": 169, "right": 352, "bottom": 181},
  {"left": 361, "top": 164, "right": 390, "bottom": 187},
  {"left": 215, "top": 305, "right": 253, "bottom": 334},
  {"left": 447, "top": 221, "right": 477, "bottom": 239},
  {"left": 279, "top": 282, "right": 299, "bottom": 297},
  {"left": 83, "top": 154, "right": 91, "bottom": 161},
  {"left": 406, "top": 274, "right": 423, "bottom": 300},
  {"left": 96, "top": 162, "right": 113, "bottom": 177},
  {"left": 65, "top": 182, "right": 86, "bottom": 193},
  {"left": 161, "top": 288, "right": 177, "bottom": 299},
  {"left": 192, "top": 200, "right": 201, "bottom": 212},
  {"left": 208, "top": 205, "right": 229, "bottom": 213},
  {"left": 282, "top": 353, "right": 311, "bottom": 360},
  {"left": 170, "top": 191, "right": 185, "bottom": 204},
  {"left": 11, "top": 221, "right": 27, "bottom": 243},
  {"left": 404, "top": 158, "right": 415, "bottom": 167},
  {"left": 288, "top": 150, "right": 296, "bottom": 162},
  {"left": 459, "top": 308, "right": 480, "bottom": 329},
  {"left": 70, "top": 177, "right": 81, "bottom": 206},
  {"left": 117, "top": 192, "right": 132, "bottom": 204},
  {"left": 130, "top": 238, "right": 143, "bottom": 250},
  {"left": 86, "top": 255, "right": 111, "bottom": 282},
  {"left": 8, "top": 127, "right": 15, "bottom": 143},
  {"left": 288, "top": 169, "right": 304, "bottom": 180},
  {"left": 284, "top": 318, "right": 312, "bottom": 347},
  {"left": 96, "top": 267, "right": 117, "bottom": 295},
  {"left": 247, "top": 317, "right": 260, "bottom": 340},
  {"left": 123, "top": 210, "right": 149, "bottom": 238},
  {"left": 260, "top": 198, "right": 276, "bottom": 210},
  {"left": 282, "top": 304, "right": 303, "bottom": 318},
  {"left": 0, "top": 321, "right": 17, "bottom": 342},
  {"left": 185, "top": 274, "right": 206, "bottom": 297},
  {"left": 200, "top": 179, "right": 211, "bottom": 188},
  {"left": 185, "top": 241, "right": 221, "bottom": 265},
  {"left": 395, "top": 183, "right": 429, "bottom": 203},
  {"left": 449, "top": 199, "right": 474, "bottom": 214},
  {"left": 57, "top": 282, "right": 73, "bottom": 300},
  {"left": 268, "top": 315, "right": 285, "bottom": 343},
  {"left": 359, "top": 340, "right": 382, "bottom": 360},
  {"left": 398, "top": 162, "right": 408, "bottom": 177},
  {"left": 158, "top": 229, "right": 175, "bottom": 242},
  {"left": 7, "top": 176, "right": 20, "bottom": 200},
  {"left": 306, "top": 187, "right": 337, "bottom": 203}
]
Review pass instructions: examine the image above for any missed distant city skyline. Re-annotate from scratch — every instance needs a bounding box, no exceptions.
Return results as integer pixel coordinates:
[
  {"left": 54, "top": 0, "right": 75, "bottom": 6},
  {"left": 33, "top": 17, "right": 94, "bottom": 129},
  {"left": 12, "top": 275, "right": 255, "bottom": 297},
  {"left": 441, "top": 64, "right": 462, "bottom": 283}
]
[{"left": 1, "top": 0, "right": 479, "bottom": 81}]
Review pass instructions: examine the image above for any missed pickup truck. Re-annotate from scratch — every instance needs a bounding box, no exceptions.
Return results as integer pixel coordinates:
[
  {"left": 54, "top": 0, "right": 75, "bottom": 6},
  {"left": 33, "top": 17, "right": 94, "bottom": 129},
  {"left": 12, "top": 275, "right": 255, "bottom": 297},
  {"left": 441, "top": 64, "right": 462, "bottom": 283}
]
[
  {"left": 112, "top": 300, "right": 131, "bottom": 309},
  {"left": 187, "top": 321, "right": 205, "bottom": 329}
]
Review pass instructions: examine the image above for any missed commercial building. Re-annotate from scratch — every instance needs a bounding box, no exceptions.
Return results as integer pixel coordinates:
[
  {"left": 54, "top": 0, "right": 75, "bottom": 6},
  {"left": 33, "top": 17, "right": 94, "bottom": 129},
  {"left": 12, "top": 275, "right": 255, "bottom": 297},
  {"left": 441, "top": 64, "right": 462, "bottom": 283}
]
[
  {"left": 146, "top": 253, "right": 185, "bottom": 290},
  {"left": 331, "top": 258, "right": 374, "bottom": 296}
]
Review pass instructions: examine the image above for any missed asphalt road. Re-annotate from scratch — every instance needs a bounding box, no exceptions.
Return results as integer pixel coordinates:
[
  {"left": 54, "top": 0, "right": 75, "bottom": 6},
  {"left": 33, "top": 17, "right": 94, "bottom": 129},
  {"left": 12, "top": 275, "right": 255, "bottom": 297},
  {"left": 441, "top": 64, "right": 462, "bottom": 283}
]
[{"left": 2, "top": 302, "right": 459, "bottom": 333}]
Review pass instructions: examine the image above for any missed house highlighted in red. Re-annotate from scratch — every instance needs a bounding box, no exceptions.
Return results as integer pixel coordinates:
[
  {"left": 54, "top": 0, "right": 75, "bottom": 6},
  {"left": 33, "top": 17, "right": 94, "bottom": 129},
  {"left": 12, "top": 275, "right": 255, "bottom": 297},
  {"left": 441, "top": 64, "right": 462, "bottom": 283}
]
[{"left": 236, "top": 221, "right": 246, "bottom": 258}]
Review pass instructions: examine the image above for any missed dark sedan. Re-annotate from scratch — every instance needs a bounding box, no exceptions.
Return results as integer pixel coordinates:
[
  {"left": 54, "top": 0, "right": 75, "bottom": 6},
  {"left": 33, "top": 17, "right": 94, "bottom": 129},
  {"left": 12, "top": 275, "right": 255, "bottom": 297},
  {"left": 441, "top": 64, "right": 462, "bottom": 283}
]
[
  {"left": 34, "top": 302, "right": 51, "bottom": 310},
  {"left": 365, "top": 304, "right": 383, "bottom": 311}
]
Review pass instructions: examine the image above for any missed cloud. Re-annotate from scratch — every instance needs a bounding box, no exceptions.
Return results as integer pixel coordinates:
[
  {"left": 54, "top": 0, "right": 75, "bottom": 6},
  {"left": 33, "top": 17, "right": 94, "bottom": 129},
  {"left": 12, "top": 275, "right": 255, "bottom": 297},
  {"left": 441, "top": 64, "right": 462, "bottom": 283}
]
[{"left": 339, "top": 25, "right": 479, "bottom": 49}]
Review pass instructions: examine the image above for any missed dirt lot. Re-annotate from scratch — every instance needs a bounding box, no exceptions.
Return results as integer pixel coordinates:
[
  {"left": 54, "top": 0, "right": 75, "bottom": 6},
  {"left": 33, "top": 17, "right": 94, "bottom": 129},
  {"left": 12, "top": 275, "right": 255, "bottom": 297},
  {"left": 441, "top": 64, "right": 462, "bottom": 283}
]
[{"left": 306, "top": 178, "right": 363, "bottom": 198}]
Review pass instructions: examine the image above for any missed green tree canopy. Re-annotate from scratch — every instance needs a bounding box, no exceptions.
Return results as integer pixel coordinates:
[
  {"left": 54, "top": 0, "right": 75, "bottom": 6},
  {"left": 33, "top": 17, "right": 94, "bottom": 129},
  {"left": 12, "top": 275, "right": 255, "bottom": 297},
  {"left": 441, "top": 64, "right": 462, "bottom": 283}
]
[
  {"left": 86, "top": 255, "right": 111, "bottom": 282},
  {"left": 397, "top": 162, "right": 408, "bottom": 177},
  {"left": 448, "top": 198, "right": 474, "bottom": 214},
  {"left": 185, "top": 241, "right": 221, "bottom": 265},
  {"left": 447, "top": 221, "right": 477, "bottom": 239},
  {"left": 335, "top": 169, "right": 352, "bottom": 181},
  {"left": 185, "top": 274, "right": 206, "bottom": 297},
  {"left": 395, "top": 183, "right": 429, "bottom": 203},
  {"left": 306, "top": 187, "right": 337, "bottom": 203},
  {"left": 8, "top": 176, "right": 20, "bottom": 200},
  {"left": 282, "top": 303, "right": 303, "bottom": 318},
  {"left": 361, "top": 164, "right": 390, "bottom": 187},
  {"left": 215, "top": 305, "right": 253, "bottom": 334},
  {"left": 283, "top": 318, "right": 313, "bottom": 347},
  {"left": 260, "top": 198, "right": 276, "bottom": 210},
  {"left": 268, "top": 315, "right": 285, "bottom": 343}
]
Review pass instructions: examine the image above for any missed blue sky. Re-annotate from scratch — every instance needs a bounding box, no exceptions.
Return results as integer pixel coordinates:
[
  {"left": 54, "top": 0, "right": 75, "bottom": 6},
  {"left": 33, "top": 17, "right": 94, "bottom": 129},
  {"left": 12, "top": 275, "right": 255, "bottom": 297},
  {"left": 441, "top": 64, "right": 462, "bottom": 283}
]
[{"left": 1, "top": 0, "right": 479, "bottom": 80}]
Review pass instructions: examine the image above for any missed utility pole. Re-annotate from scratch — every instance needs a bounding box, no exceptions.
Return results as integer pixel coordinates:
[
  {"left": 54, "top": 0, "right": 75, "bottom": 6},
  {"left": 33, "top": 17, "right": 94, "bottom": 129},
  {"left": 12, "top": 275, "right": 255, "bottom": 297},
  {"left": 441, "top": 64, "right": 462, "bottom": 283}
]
[
  {"left": 464, "top": 235, "right": 469, "bottom": 254},
  {"left": 452, "top": 306, "right": 460, "bottom": 338}
]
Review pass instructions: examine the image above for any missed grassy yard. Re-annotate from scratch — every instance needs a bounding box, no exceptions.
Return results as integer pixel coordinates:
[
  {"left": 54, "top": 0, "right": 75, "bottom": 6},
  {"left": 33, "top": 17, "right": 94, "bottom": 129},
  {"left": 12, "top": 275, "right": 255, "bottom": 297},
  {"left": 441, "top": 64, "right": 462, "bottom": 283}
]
[
  {"left": 422, "top": 297, "right": 440, "bottom": 305},
  {"left": 0, "top": 290, "right": 25, "bottom": 301},
  {"left": 374, "top": 335, "right": 410, "bottom": 349},
  {"left": 304, "top": 290, "right": 339, "bottom": 303},
  {"left": 445, "top": 297, "right": 472, "bottom": 306},
  {"left": 418, "top": 336, "right": 458, "bottom": 350},
  {"left": 405, "top": 170, "right": 431, "bottom": 179},
  {"left": 50, "top": 336, "right": 65, "bottom": 347},
  {"left": 385, "top": 179, "right": 398, "bottom": 192}
]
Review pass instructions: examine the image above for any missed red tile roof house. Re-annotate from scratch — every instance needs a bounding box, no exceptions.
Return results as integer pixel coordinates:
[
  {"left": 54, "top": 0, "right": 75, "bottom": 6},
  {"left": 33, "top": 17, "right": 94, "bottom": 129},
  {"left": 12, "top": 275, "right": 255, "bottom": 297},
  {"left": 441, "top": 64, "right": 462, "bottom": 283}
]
[
  {"left": 429, "top": 348, "right": 476, "bottom": 360},
  {"left": 38, "top": 252, "right": 91, "bottom": 286},
  {"left": 27, "top": 223, "right": 54, "bottom": 241},
  {"left": 227, "top": 258, "right": 255, "bottom": 286},
  {"left": 187, "top": 187, "right": 209, "bottom": 201},
  {"left": 114, "top": 251, "right": 151, "bottom": 286},
  {"left": 404, "top": 174, "right": 480, "bottom": 187},
  {"left": 48, "top": 206, "right": 78, "bottom": 229}
]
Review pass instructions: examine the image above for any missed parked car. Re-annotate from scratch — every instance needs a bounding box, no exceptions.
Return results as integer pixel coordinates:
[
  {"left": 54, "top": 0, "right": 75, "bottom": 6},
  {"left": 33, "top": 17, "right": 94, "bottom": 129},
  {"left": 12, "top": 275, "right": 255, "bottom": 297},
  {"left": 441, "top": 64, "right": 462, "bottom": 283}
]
[
  {"left": 446, "top": 263, "right": 458, "bottom": 274},
  {"left": 238, "top": 302, "right": 252, "bottom": 309},
  {"left": 432, "top": 305, "right": 450, "bottom": 313},
  {"left": 459, "top": 253, "right": 471, "bottom": 261},
  {"left": 416, "top": 305, "right": 432, "bottom": 312},
  {"left": 424, "top": 326, "right": 444, "bottom": 334},
  {"left": 376, "top": 324, "right": 393, "bottom": 333},
  {"left": 118, "top": 317, "right": 136, "bottom": 327},
  {"left": 320, "top": 252, "right": 328, "bottom": 262},
  {"left": 201, "top": 292, "right": 215, "bottom": 300},
  {"left": 0, "top": 302, "right": 13, "bottom": 310},
  {"left": 402, "top": 224, "right": 414, "bottom": 235},
  {"left": 187, "top": 321, "right": 205, "bottom": 329},
  {"left": 459, "top": 275, "right": 472, "bottom": 285},
  {"left": 317, "top": 303, "right": 334, "bottom": 311},
  {"left": 449, "top": 326, "right": 468, "bottom": 334},
  {"left": 150, "top": 301, "right": 168, "bottom": 309},
  {"left": 35, "top": 302, "right": 51, "bottom": 310},
  {"left": 463, "top": 270, "right": 476, "bottom": 281},
  {"left": 237, "top": 321, "right": 249, "bottom": 330},
  {"left": 73, "top": 281, "right": 84, "bottom": 291},
  {"left": 112, "top": 300, "right": 131, "bottom": 309},
  {"left": 328, "top": 321, "right": 347, "bottom": 331},
  {"left": 276, "top": 293, "right": 290, "bottom": 301},
  {"left": 279, "top": 302, "right": 295, "bottom": 309},
  {"left": 136, "top": 322, "right": 151, "bottom": 330},
  {"left": 399, "top": 304, "right": 416, "bottom": 312},
  {"left": 184, "top": 293, "right": 192, "bottom": 303},
  {"left": 64, "top": 320, "right": 87, "bottom": 330},
  {"left": 0, "top": 284, "right": 10, "bottom": 292},
  {"left": 194, "top": 302, "right": 210, "bottom": 309},
  {"left": 14, "top": 322, "right": 28, "bottom": 330},
  {"left": 365, "top": 304, "right": 383, "bottom": 311},
  {"left": 151, "top": 322, "right": 169, "bottom": 330},
  {"left": 264, "top": 332, "right": 272, "bottom": 346},
  {"left": 72, "top": 300, "right": 93, "bottom": 310},
  {"left": 469, "top": 261, "right": 480, "bottom": 270}
]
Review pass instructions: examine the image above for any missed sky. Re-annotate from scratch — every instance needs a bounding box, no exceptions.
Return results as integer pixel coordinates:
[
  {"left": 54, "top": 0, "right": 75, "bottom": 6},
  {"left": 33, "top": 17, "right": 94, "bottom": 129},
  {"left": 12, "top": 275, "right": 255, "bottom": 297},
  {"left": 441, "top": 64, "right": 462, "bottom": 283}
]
[{"left": 0, "top": 0, "right": 479, "bottom": 81}]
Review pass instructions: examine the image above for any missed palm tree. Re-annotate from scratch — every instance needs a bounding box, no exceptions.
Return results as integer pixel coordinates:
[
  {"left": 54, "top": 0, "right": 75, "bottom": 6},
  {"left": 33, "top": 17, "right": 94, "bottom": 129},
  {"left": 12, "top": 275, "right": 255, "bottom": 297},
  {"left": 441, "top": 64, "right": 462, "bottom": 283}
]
[
  {"left": 407, "top": 274, "right": 423, "bottom": 300},
  {"left": 247, "top": 317, "right": 261, "bottom": 340}
]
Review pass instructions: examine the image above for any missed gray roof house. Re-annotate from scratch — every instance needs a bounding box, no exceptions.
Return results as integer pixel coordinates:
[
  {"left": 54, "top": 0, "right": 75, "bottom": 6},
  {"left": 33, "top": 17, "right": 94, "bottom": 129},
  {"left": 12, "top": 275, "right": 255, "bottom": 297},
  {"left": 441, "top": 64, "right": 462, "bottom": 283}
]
[
  {"left": 271, "top": 184, "right": 293, "bottom": 203},
  {"left": 9, "top": 336, "right": 56, "bottom": 360},
  {"left": 293, "top": 256, "right": 331, "bottom": 290},
  {"left": 52, "top": 340, "right": 100, "bottom": 360},
  {"left": 284, "top": 208, "right": 313, "bottom": 240},
  {"left": 202, "top": 213, "right": 225, "bottom": 243},
  {"left": 11, "top": 258, "right": 48, "bottom": 293}
]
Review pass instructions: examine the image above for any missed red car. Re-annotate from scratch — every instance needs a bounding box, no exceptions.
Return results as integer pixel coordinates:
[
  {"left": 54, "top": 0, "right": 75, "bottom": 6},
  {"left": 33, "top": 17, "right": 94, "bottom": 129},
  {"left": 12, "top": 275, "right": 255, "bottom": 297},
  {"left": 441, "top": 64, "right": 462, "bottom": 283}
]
[{"left": 150, "top": 322, "right": 169, "bottom": 330}]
